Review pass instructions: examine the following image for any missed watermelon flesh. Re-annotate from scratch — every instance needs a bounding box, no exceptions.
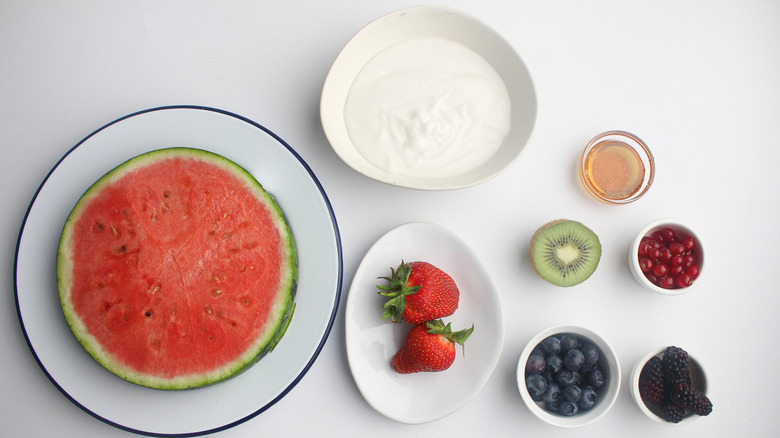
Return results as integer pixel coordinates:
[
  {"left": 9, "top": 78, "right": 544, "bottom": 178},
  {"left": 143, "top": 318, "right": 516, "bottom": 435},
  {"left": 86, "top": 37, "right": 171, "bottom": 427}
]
[{"left": 57, "top": 148, "right": 297, "bottom": 390}]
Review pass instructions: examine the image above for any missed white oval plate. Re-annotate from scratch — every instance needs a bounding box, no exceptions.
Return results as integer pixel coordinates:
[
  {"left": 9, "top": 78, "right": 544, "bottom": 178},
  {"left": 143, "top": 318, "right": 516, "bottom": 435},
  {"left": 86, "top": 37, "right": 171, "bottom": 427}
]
[
  {"left": 320, "top": 5, "right": 537, "bottom": 190},
  {"left": 14, "top": 106, "right": 342, "bottom": 437},
  {"left": 345, "top": 222, "right": 504, "bottom": 424}
]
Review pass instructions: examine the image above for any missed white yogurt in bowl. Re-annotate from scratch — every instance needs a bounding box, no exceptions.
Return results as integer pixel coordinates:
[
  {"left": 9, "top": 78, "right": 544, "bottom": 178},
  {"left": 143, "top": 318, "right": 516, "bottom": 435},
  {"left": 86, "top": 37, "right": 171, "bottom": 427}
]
[
  {"left": 321, "top": 5, "right": 537, "bottom": 190},
  {"left": 344, "top": 38, "right": 511, "bottom": 179}
]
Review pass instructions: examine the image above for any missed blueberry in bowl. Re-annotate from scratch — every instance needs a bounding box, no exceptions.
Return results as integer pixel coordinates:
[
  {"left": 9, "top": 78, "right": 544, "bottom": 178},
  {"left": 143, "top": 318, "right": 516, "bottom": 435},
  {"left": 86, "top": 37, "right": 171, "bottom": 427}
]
[{"left": 517, "top": 325, "right": 620, "bottom": 428}]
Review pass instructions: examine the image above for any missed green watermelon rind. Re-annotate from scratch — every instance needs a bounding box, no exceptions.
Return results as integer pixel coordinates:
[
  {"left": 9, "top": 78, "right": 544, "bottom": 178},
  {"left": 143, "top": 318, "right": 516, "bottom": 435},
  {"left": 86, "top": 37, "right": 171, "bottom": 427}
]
[{"left": 56, "top": 147, "right": 298, "bottom": 390}]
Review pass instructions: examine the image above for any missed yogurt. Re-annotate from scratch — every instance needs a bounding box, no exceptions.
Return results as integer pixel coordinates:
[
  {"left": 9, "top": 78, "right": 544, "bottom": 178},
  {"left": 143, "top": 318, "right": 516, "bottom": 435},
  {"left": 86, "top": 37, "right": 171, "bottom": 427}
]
[{"left": 343, "top": 38, "right": 511, "bottom": 179}]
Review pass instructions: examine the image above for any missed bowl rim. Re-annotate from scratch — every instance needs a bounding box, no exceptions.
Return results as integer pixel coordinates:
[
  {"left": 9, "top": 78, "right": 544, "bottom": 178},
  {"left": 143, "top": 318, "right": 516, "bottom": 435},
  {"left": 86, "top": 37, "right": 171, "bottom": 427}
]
[
  {"left": 319, "top": 4, "right": 537, "bottom": 190},
  {"left": 629, "top": 346, "right": 709, "bottom": 426},
  {"left": 629, "top": 218, "right": 706, "bottom": 295},
  {"left": 516, "top": 324, "right": 621, "bottom": 428}
]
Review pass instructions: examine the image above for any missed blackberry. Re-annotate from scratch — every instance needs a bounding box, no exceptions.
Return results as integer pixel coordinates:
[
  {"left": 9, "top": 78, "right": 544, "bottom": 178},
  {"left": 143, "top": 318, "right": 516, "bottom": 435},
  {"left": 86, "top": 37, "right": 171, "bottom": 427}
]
[
  {"left": 660, "top": 398, "right": 686, "bottom": 424},
  {"left": 661, "top": 346, "right": 691, "bottom": 390},
  {"left": 671, "top": 385, "right": 713, "bottom": 416},
  {"left": 638, "top": 356, "right": 665, "bottom": 404}
]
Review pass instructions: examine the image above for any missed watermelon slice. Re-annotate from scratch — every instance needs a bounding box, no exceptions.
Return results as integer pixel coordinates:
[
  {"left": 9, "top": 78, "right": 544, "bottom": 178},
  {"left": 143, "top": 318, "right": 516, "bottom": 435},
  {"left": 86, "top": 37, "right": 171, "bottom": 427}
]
[{"left": 57, "top": 147, "right": 297, "bottom": 390}]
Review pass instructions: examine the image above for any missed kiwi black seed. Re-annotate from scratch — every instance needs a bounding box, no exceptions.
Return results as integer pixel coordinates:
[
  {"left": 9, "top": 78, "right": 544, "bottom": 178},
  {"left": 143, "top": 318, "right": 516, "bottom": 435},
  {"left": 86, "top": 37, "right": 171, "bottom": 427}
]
[{"left": 529, "top": 219, "right": 602, "bottom": 287}]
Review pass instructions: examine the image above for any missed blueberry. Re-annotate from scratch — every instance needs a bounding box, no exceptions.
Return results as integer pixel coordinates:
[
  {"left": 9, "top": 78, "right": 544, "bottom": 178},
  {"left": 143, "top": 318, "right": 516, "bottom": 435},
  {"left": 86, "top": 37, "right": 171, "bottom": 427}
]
[
  {"left": 542, "top": 382, "right": 561, "bottom": 404},
  {"left": 541, "top": 336, "right": 561, "bottom": 355},
  {"left": 545, "top": 354, "right": 563, "bottom": 373},
  {"left": 579, "top": 386, "right": 598, "bottom": 411},
  {"left": 526, "top": 354, "right": 546, "bottom": 374},
  {"left": 545, "top": 399, "right": 561, "bottom": 413},
  {"left": 559, "top": 400, "right": 579, "bottom": 416},
  {"left": 564, "top": 348, "right": 585, "bottom": 371},
  {"left": 581, "top": 343, "right": 600, "bottom": 371},
  {"left": 555, "top": 369, "right": 580, "bottom": 387},
  {"left": 559, "top": 334, "right": 579, "bottom": 352},
  {"left": 588, "top": 368, "right": 606, "bottom": 388},
  {"left": 526, "top": 373, "right": 547, "bottom": 399},
  {"left": 562, "top": 385, "right": 582, "bottom": 403}
]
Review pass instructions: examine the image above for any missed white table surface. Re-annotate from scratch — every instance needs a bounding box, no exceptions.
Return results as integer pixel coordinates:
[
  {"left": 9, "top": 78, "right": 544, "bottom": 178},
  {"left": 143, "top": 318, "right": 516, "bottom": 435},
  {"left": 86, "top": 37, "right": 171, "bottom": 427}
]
[{"left": 2, "top": 1, "right": 779, "bottom": 437}]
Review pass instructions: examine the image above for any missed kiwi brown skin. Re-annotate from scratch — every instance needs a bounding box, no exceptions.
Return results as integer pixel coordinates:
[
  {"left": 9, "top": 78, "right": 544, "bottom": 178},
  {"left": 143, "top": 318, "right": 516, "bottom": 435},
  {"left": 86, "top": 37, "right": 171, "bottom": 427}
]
[{"left": 529, "top": 219, "right": 601, "bottom": 287}]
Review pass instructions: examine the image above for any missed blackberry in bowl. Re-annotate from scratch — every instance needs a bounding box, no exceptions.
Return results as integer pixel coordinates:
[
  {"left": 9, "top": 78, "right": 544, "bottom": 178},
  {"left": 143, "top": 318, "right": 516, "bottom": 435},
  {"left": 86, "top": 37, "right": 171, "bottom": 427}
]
[
  {"left": 516, "top": 325, "right": 620, "bottom": 428},
  {"left": 630, "top": 346, "right": 712, "bottom": 425}
]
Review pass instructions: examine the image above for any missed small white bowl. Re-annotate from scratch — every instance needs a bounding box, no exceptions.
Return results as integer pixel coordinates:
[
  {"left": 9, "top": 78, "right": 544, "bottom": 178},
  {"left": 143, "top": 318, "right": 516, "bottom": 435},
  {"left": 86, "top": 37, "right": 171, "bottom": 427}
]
[
  {"left": 320, "top": 5, "right": 537, "bottom": 190},
  {"left": 630, "top": 347, "right": 709, "bottom": 425},
  {"left": 516, "top": 325, "right": 621, "bottom": 428},
  {"left": 629, "top": 218, "right": 705, "bottom": 295}
]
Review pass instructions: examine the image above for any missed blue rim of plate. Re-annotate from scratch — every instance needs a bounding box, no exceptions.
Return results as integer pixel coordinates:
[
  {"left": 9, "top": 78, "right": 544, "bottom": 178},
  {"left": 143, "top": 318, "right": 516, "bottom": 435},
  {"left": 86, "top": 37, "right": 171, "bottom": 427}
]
[{"left": 12, "top": 105, "right": 343, "bottom": 437}]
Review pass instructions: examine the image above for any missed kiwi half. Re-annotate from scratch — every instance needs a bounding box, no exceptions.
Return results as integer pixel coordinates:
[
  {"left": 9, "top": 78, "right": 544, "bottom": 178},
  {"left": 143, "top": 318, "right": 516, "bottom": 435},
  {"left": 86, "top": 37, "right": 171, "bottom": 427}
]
[{"left": 529, "top": 219, "right": 601, "bottom": 287}]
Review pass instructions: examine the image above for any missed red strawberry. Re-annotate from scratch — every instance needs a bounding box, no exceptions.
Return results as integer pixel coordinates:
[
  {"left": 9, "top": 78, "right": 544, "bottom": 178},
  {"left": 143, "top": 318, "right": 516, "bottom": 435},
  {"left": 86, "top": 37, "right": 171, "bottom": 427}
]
[
  {"left": 377, "top": 260, "right": 459, "bottom": 324},
  {"left": 392, "top": 320, "right": 474, "bottom": 374}
]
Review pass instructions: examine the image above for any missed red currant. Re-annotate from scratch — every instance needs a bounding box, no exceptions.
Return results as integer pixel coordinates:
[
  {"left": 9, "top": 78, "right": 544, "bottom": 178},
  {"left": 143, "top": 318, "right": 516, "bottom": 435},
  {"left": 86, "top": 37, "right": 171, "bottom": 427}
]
[
  {"left": 658, "top": 276, "right": 675, "bottom": 289},
  {"left": 681, "top": 236, "right": 695, "bottom": 251},
  {"left": 687, "top": 265, "right": 700, "bottom": 278},
  {"left": 669, "top": 242, "right": 686, "bottom": 256},
  {"left": 670, "top": 255, "right": 684, "bottom": 266},
  {"left": 669, "top": 265, "right": 684, "bottom": 276},
  {"left": 675, "top": 274, "right": 693, "bottom": 288},
  {"left": 639, "top": 258, "right": 654, "bottom": 273},
  {"left": 658, "top": 247, "right": 672, "bottom": 263},
  {"left": 653, "top": 263, "right": 669, "bottom": 277}
]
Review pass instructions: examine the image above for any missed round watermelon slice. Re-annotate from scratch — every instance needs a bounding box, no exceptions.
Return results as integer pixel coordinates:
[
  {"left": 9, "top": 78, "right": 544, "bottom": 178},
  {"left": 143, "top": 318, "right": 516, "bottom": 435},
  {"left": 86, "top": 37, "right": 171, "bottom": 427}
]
[{"left": 57, "top": 147, "right": 297, "bottom": 390}]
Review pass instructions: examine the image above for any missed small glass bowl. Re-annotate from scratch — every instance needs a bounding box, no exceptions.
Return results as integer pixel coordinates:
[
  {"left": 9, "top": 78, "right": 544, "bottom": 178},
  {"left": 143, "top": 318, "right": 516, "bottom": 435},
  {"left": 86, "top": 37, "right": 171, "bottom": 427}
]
[
  {"left": 630, "top": 347, "right": 710, "bottom": 425},
  {"left": 629, "top": 218, "right": 705, "bottom": 295},
  {"left": 579, "top": 130, "right": 655, "bottom": 204}
]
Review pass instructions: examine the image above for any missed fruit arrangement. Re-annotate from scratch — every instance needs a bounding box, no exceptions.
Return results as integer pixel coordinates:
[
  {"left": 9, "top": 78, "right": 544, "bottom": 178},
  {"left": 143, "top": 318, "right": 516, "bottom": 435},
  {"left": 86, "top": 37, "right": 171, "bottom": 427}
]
[
  {"left": 524, "top": 333, "right": 607, "bottom": 416},
  {"left": 637, "top": 227, "right": 701, "bottom": 290},
  {"left": 638, "top": 346, "right": 713, "bottom": 423},
  {"left": 377, "top": 261, "right": 474, "bottom": 373},
  {"left": 529, "top": 220, "right": 601, "bottom": 287}
]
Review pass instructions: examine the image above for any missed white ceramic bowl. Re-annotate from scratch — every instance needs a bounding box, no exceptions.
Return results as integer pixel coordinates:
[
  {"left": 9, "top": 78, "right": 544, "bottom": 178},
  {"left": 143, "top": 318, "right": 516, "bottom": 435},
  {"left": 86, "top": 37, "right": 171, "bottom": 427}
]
[
  {"left": 320, "top": 5, "right": 537, "bottom": 190},
  {"left": 630, "top": 347, "right": 709, "bottom": 425},
  {"left": 629, "top": 218, "right": 706, "bottom": 295},
  {"left": 516, "top": 325, "right": 620, "bottom": 428}
]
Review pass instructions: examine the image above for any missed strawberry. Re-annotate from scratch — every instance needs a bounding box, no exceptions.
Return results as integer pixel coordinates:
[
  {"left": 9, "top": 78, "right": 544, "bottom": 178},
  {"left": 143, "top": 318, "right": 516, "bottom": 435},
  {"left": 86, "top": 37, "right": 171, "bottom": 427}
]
[
  {"left": 392, "top": 319, "right": 474, "bottom": 374},
  {"left": 377, "top": 260, "right": 459, "bottom": 324}
]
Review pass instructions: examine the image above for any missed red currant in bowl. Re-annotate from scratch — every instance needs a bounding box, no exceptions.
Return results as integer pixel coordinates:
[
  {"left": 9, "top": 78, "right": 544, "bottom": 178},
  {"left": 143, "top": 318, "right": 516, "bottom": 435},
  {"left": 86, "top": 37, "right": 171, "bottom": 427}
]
[{"left": 630, "top": 219, "right": 705, "bottom": 295}]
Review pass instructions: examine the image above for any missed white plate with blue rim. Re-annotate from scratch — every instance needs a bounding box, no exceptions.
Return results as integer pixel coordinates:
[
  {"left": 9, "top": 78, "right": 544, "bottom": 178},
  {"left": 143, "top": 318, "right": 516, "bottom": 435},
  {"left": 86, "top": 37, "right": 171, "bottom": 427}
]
[{"left": 14, "top": 106, "right": 343, "bottom": 437}]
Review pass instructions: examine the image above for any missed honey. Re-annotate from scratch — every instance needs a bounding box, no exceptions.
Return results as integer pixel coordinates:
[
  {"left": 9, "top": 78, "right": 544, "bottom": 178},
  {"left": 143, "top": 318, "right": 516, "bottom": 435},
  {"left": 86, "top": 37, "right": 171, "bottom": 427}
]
[{"left": 583, "top": 140, "right": 645, "bottom": 200}]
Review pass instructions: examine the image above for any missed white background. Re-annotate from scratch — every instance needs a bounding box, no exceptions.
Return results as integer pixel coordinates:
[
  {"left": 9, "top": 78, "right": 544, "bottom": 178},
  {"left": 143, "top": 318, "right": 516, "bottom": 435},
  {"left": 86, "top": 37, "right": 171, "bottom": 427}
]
[{"left": 2, "top": 1, "right": 779, "bottom": 437}]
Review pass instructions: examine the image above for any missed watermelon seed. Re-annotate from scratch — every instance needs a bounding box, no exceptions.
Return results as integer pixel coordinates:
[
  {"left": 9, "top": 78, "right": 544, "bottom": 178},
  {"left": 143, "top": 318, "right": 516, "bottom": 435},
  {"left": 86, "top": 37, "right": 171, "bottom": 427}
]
[
  {"left": 112, "top": 226, "right": 118, "bottom": 236},
  {"left": 205, "top": 306, "right": 212, "bottom": 315},
  {"left": 212, "top": 289, "right": 222, "bottom": 296},
  {"left": 119, "top": 245, "right": 126, "bottom": 253},
  {"left": 144, "top": 311, "right": 152, "bottom": 317},
  {"left": 163, "top": 191, "right": 171, "bottom": 198},
  {"left": 161, "top": 203, "right": 169, "bottom": 212}
]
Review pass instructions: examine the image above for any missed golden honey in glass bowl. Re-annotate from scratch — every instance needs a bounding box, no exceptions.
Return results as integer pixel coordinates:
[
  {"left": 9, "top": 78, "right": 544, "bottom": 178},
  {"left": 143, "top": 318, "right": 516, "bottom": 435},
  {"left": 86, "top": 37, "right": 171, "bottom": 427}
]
[{"left": 579, "top": 131, "right": 654, "bottom": 204}]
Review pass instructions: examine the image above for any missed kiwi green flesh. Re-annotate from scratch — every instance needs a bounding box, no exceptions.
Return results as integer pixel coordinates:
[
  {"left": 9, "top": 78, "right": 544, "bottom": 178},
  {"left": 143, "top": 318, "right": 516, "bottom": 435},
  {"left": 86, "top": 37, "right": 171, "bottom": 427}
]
[{"left": 531, "top": 220, "right": 601, "bottom": 287}]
